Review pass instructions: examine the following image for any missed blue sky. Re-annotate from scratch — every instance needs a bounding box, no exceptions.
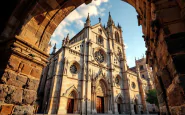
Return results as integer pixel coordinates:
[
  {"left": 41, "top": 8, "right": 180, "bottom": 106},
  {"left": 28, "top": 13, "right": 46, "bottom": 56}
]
[{"left": 50, "top": 0, "right": 146, "bottom": 67}]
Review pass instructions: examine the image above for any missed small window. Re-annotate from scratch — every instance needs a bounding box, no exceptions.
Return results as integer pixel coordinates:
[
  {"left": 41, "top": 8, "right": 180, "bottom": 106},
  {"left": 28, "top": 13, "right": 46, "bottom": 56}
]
[
  {"left": 142, "top": 74, "right": 145, "bottom": 78},
  {"left": 97, "top": 35, "right": 103, "bottom": 45},
  {"left": 132, "top": 82, "right": 136, "bottom": 89},
  {"left": 139, "top": 65, "right": 144, "bottom": 70},
  {"left": 115, "top": 31, "right": 120, "bottom": 43},
  {"left": 115, "top": 77, "right": 120, "bottom": 85},
  {"left": 70, "top": 65, "right": 77, "bottom": 74},
  {"left": 99, "top": 28, "right": 102, "bottom": 34}
]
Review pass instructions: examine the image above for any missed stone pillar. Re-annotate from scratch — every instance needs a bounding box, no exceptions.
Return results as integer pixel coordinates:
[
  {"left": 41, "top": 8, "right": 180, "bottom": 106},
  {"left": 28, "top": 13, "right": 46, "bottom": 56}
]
[
  {"left": 136, "top": 62, "right": 149, "bottom": 114},
  {"left": 0, "top": 36, "right": 48, "bottom": 114},
  {"left": 47, "top": 48, "right": 65, "bottom": 114}
]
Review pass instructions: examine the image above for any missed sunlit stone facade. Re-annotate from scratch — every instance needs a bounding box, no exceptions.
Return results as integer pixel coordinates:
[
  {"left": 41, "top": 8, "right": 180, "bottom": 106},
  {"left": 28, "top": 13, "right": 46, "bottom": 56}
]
[{"left": 40, "top": 13, "right": 156, "bottom": 114}]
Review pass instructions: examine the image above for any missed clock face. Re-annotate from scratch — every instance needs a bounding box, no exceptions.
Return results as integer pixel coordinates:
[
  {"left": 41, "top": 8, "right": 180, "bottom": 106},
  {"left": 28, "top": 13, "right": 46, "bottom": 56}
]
[
  {"left": 94, "top": 50, "right": 104, "bottom": 63},
  {"left": 70, "top": 65, "right": 77, "bottom": 74}
]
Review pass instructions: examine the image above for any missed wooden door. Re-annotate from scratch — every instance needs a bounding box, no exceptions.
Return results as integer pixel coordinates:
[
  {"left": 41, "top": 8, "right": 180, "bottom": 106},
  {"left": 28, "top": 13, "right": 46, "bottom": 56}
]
[
  {"left": 96, "top": 96, "right": 104, "bottom": 113},
  {"left": 67, "top": 99, "right": 74, "bottom": 113},
  {"left": 118, "top": 104, "right": 121, "bottom": 114},
  {"left": 134, "top": 104, "right": 137, "bottom": 114}
]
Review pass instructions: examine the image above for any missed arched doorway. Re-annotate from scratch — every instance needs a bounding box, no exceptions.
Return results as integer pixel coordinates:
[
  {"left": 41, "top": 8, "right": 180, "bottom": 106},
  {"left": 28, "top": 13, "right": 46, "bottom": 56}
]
[
  {"left": 133, "top": 99, "right": 138, "bottom": 114},
  {"left": 67, "top": 90, "right": 77, "bottom": 113},
  {"left": 117, "top": 97, "right": 123, "bottom": 114},
  {"left": 96, "top": 79, "right": 108, "bottom": 113}
]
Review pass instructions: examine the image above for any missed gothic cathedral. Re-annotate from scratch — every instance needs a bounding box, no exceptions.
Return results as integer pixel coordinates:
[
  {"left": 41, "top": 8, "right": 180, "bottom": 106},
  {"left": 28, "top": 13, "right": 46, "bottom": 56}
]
[{"left": 39, "top": 13, "right": 157, "bottom": 114}]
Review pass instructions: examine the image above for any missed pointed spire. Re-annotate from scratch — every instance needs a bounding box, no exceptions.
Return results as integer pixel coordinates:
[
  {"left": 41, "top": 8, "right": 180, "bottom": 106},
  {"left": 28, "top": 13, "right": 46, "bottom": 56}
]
[
  {"left": 109, "top": 12, "right": 112, "bottom": 19},
  {"left": 107, "top": 12, "right": 114, "bottom": 27},
  {"left": 54, "top": 43, "right": 56, "bottom": 49},
  {"left": 51, "top": 43, "right": 56, "bottom": 54},
  {"left": 86, "top": 13, "right": 90, "bottom": 22},
  {"left": 85, "top": 13, "right": 91, "bottom": 27},
  {"left": 62, "top": 37, "right": 65, "bottom": 46},
  {"left": 66, "top": 33, "right": 69, "bottom": 40},
  {"left": 47, "top": 41, "right": 52, "bottom": 54}
]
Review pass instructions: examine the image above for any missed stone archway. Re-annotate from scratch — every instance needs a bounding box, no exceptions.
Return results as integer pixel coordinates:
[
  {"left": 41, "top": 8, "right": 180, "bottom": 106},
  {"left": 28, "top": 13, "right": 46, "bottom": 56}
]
[
  {"left": 115, "top": 94, "right": 124, "bottom": 114},
  {"left": 95, "top": 79, "right": 109, "bottom": 113},
  {"left": 133, "top": 98, "right": 139, "bottom": 114},
  {"left": 0, "top": 0, "right": 185, "bottom": 114},
  {"left": 67, "top": 90, "right": 78, "bottom": 114}
]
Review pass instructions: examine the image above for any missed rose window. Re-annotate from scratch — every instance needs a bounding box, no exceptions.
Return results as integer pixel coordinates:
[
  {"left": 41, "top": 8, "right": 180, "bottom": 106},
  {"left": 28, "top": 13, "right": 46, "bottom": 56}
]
[
  {"left": 70, "top": 65, "right": 77, "bottom": 74},
  {"left": 94, "top": 50, "right": 104, "bottom": 63}
]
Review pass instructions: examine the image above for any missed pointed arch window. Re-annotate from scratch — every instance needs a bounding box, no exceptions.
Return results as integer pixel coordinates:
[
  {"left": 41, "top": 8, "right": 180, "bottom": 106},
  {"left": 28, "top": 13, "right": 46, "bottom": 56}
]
[
  {"left": 115, "top": 31, "right": 120, "bottom": 43},
  {"left": 97, "top": 35, "right": 104, "bottom": 45},
  {"left": 70, "top": 65, "right": 77, "bottom": 74}
]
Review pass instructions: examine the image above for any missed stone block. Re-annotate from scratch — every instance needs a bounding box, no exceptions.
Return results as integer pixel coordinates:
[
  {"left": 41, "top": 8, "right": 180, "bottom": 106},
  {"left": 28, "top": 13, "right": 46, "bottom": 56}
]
[
  {"left": 161, "top": 69, "right": 172, "bottom": 89},
  {"left": 167, "top": 83, "right": 185, "bottom": 106},
  {"left": 25, "top": 78, "right": 39, "bottom": 91},
  {"left": 1, "top": 71, "right": 27, "bottom": 88},
  {"left": 30, "top": 68, "right": 42, "bottom": 78},
  {"left": 22, "top": 89, "right": 37, "bottom": 105},
  {"left": 21, "top": 64, "right": 32, "bottom": 75},
  {"left": 8, "top": 57, "right": 20, "bottom": 71},
  {"left": 0, "top": 104, "right": 14, "bottom": 115},
  {"left": 0, "top": 84, "right": 23, "bottom": 104},
  {"left": 13, "top": 105, "right": 34, "bottom": 115}
]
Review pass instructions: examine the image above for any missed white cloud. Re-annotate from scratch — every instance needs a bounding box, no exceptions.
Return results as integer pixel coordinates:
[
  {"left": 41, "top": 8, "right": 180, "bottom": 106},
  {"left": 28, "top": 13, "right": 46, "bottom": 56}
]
[
  {"left": 75, "top": 20, "right": 84, "bottom": 29},
  {"left": 91, "top": 0, "right": 109, "bottom": 6},
  {"left": 124, "top": 43, "right": 128, "bottom": 49},
  {"left": 51, "top": 20, "right": 70, "bottom": 38},
  {"left": 50, "top": 0, "right": 110, "bottom": 51},
  {"left": 66, "top": 10, "right": 82, "bottom": 22}
]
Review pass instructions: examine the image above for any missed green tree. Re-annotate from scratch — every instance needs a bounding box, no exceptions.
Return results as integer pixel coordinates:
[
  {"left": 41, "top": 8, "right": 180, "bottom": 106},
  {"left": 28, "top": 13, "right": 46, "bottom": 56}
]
[{"left": 146, "top": 89, "right": 159, "bottom": 107}]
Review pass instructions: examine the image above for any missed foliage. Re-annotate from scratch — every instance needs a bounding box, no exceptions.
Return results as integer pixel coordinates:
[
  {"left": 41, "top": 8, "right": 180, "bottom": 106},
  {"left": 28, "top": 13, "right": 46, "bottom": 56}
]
[{"left": 146, "top": 89, "right": 159, "bottom": 107}]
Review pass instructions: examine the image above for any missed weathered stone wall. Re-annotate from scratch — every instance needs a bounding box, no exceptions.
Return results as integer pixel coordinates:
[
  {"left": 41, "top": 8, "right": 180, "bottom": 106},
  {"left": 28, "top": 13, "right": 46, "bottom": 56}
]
[{"left": 0, "top": 37, "right": 48, "bottom": 114}]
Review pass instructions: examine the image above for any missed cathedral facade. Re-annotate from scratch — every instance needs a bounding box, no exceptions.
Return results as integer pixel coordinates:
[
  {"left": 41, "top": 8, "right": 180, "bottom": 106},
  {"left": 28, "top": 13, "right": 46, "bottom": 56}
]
[{"left": 39, "top": 13, "right": 156, "bottom": 114}]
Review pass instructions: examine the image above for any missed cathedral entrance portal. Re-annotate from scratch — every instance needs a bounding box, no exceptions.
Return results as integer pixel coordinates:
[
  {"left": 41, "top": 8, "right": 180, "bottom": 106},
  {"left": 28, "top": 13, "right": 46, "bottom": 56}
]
[
  {"left": 116, "top": 96, "right": 123, "bottom": 114},
  {"left": 66, "top": 90, "right": 78, "bottom": 114},
  {"left": 96, "top": 96, "right": 104, "bottom": 113},
  {"left": 94, "top": 79, "right": 109, "bottom": 113},
  {"left": 67, "top": 99, "right": 74, "bottom": 113}
]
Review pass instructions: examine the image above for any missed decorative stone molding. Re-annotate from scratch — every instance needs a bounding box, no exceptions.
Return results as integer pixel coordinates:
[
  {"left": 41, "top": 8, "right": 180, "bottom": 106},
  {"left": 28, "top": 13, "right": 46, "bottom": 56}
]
[
  {"left": 115, "top": 93, "right": 124, "bottom": 103},
  {"left": 62, "top": 85, "right": 79, "bottom": 98}
]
